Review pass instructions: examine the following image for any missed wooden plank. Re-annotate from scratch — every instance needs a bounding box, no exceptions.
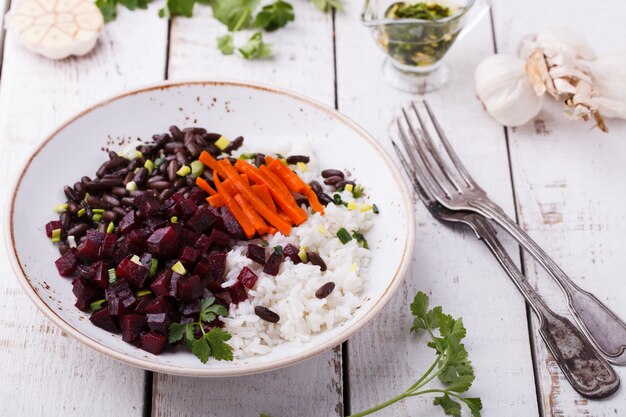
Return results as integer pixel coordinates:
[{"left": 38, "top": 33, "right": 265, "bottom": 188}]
[
  {"left": 0, "top": 5, "right": 168, "bottom": 416},
  {"left": 334, "top": 3, "right": 540, "bottom": 416},
  {"left": 492, "top": 0, "right": 626, "bottom": 414},
  {"left": 152, "top": 3, "right": 341, "bottom": 417}
]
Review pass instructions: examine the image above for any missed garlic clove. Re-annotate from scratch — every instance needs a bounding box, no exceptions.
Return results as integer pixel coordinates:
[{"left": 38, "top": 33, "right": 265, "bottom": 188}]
[
  {"left": 475, "top": 54, "right": 544, "bottom": 127},
  {"left": 588, "top": 52, "right": 626, "bottom": 119},
  {"left": 519, "top": 28, "right": 596, "bottom": 61}
]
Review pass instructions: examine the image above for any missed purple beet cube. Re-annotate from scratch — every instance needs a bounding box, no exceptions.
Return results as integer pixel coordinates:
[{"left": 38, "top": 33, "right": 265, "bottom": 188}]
[
  {"left": 206, "top": 251, "right": 227, "bottom": 281},
  {"left": 228, "top": 281, "right": 248, "bottom": 304},
  {"left": 207, "top": 206, "right": 225, "bottom": 230},
  {"left": 112, "top": 239, "right": 133, "bottom": 264},
  {"left": 144, "top": 216, "right": 166, "bottom": 232},
  {"left": 207, "top": 278, "right": 226, "bottom": 293},
  {"left": 146, "top": 226, "right": 181, "bottom": 258},
  {"left": 91, "top": 261, "right": 109, "bottom": 289},
  {"left": 143, "top": 295, "right": 172, "bottom": 315},
  {"left": 77, "top": 264, "right": 95, "bottom": 280},
  {"left": 150, "top": 269, "right": 172, "bottom": 297},
  {"left": 86, "top": 230, "right": 106, "bottom": 245},
  {"left": 169, "top": 272, "right": 182, "bottom": 297},
  {"left": 119, "top": 210, "right": 139, "bottom": 234},
  {"left": 195, "top": 234, "right": 212, "bottom": 252},
  {"left": 179, "top": 246, "right": 200, "bottom": 266},
  {"left": 140, "top": 331, "right": 167, "bottom": 355},
  {"left": 193, "top": 259, "right": 212, "bottom": 281},
  {"left": 172, "top": 192, "right": 186, "bottom": 202},
  {"left": 175, "top": 198, "right": 198, "bottom": 219},
  {"left": 180, "top": 300, "right": 201, "bottom": 318},
  {"left": 99, "top": 233, "right": 118, "bottom": 259},
  {"left": 135, "top": 192, "right": 161, "bottom": 218},
  {"left": 45, "top": 220, "right": 63, "bottom": 238},
  {"left": 116, "top": 258, "right": 148, "bottom": 288},
  {"left": 55, "top": 250, "right": 77, "bottom": 277},
  {"left": 246, "top": 244, "right": 266, "bottom": 265},
  {"left": 186, "top": 206, "right": 217, "bottom": 233},
  {"left": 72, "top": 277, "right": 97, "bottom": 311},
  {"left": 89, "top": 307, "right": 118, "bottom": 333},
  {"left": 120, "top": 314, "right": 147, "bottom": 342},
  {"left": 146, "top": 313, "right": 171, "bottom": 335},
  {"left": 188, "top": 187, "right": 207, "bottom": 205},
  {"left": 283, "top": 244, "right": 301, "bottom": 264},
  {"left": 134, "top": 294, "right": 155, "bottom": 314},
  {"left": 208, "top": 228, "right": 230, "bottom": 247},
  {"left": 219, "top": 206, "right": 244, "bottom": 239},
  {"left": 180, "top": 228, "right": 201, "bottom": 246},
  {"left": 75, "top": 238, "right": 101, "bottom": 263},
  {"left": 105, "top": 281, "right": 137, "bottom": 316},
  {"left": 237, "top": 266, "right": 258, "bottom": 289},
  {"left": 263, "top": 252, "right": 284, "bottom": 276},
  {"left": 176, "top": 274, "right": 204, "bottom": 302},
  {"left": 128, "top": 228, "right": 151, "bottom": 252}
]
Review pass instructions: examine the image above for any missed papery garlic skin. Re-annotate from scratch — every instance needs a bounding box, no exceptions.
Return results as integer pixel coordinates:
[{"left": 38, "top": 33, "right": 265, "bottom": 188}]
[
  {"left": 588, "top": 53, "right": 626, "bottom": 119},
  {"left": 475, "top": 54, "right": 544, "bottom": 127}
]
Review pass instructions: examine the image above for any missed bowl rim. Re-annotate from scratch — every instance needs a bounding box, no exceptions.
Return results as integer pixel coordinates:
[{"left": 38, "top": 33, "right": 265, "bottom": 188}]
[
  {"left": 4, "top": 79, "right": 416, "bottom": 377},
  {"left": 361, "top": 0, "right": 477, "bottom": 27}
]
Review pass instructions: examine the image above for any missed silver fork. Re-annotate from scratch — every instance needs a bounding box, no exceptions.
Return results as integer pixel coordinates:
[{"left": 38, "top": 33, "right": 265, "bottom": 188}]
[
  {"left": 397, "top": 100, "right": 626, "bottom": 364},
  {"left": 392, "top": 141, "right": 620, "bottom": 399}
]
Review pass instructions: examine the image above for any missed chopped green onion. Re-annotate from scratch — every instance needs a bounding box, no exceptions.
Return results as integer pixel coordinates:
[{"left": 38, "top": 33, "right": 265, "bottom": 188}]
[
  {"left": 170, "top": 216, "right": 178, "bottom": 224},
  {"left": 51, "top": 228, "right": 61, "bottom": 243},
  {"left": 273, "top": 245, "right": 284, "bottom": 256},
  {"left": 133, "top": 167, "right": 140, "bottom": 174},
  {"left": 154, "top": 154, "right": 166, "bottom": 167},
  {"left": 149, "top": 259, "right": 158, "bottom": 277},
  {"left": 126, "top": 181, "right": 138, "bottom": 192},
  {"left": 53, "top": 203, "right": 68, "bottom": 213},
  {"left": 344, "top": 184, "right": 354, "bottom": 193},
  {"left": 106, "top": 222, "right": 115, "bottom": 233},
  {"left": 90, "top": 299, "right": 106, "bottom": 311},
  {"left": 67, "top": 235, "right": 77, "bottom": 248},
  {"left": 317, "top": 224, "right": 328, "bottom": 235},
  {"left": 190, "top": 160, "right": 205, "bottom": 178},
  {"left": 177, "top": 165, "right": 191, "bottom": 176},
  {"left": 215, "top": 136, "right": 230, "bottom": 150},
  {"left": 280, "top": 158, "right": 287, "bottom": 165},
  {"left": 130, "top": 255, "right": 142, "bottom": 265},
  {"left": 77, "top": 208, "right": 86, "bottom": 218},
  {"left": 298, "top": 246, "right": 308, "bottom": 263},
  {"left": 137, "top": 289, "right": 152, "bottom": 298},
  {"left": 92, "top": 214, "right": 102, "bottom": 222},
  {"left": 352, "top": 230, "right": 369, "bottom": 249},
  {"left": 259, "top": 240, "right": 269, "bottom": 248},
  {"left": 136, "top": 150, "right": 143, "bottom": 159},
  {"left": 108, "top": 268, "right": 117, "bottom": 284},
  {"left": 238, "top": 153, "right": 257, "bottom": 160},
  {"left": 352, "top": 184, "right": 363, "bottom": 198},
  {"left": 144, "top": 159, "right": 155, "bottom": 175},
  {"left": 171, "top": 261, "right": 187, "bottom": 275},
  {"left": 337, "top": 227, "right": 352, "bottom": 244},
  {"left": 92, "top": 208, "right": 105, "bottom": 214},
  {"left": 84, "top": 192, "right": 89, "bottom": 203},
  {"left": 347, "top": 202, "right": 357, "bottom": 211},
  {"left": 373, "top": 204, "right": 380, "bottom": 214},
  {"left": 359, "top": 204, "right": 373, "bottom": 212},
  {"left": 296, "top": 162, "right": 307, "bottom": 172}
]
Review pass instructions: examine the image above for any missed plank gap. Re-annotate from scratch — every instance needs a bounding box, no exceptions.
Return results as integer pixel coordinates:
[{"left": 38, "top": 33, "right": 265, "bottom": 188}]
[
  {"left": 342, "top": 341, "right": 351, "bottom": 416},
  {"left": 143, "top": 371, "right": 154, "bottom": 417},
  {"left": 164, "top": 18, "right": 172, "bottom": 80},
  {"left": 331, "top": 8, "right": 338, "bottom": 111},
  {"left": 0, "top": 0, "right": 13, "bottom": 77}
]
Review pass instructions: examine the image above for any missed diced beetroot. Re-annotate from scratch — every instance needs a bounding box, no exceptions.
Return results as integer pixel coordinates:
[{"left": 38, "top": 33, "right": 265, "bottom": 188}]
[
  {"left": 206, "top": 251, "right": 227, "bottom": 281},
  {"left": 119, "top": 211, "right": 139, "bottom": 234},
  {"left": 105, "top": 281, "right": 136, "bottom": 316},
  {"left": 134, "top": 294, "right": 155, "bottom": 314},
  {"left": 175, "top": 198, "right": 198, "bottom": 219},
  {"left": 246, "top": 244, "right": 266, "bottom": 265},
  {"left": 72, "top": 277, "right": 97, "bottom": 310},
  {"left": 146, "top": 226, "right": 181, "bottom": 258},
  {"left": 208, "top": 228, "right": 230, "bottom": 247},
  {"left": 207, "top": 278, "right": 226, "bottom": 293},
  {"left": 179, "top": 246, "right": 200, "bottom": 266},
  {"left": 135, "top": 192, "right": 161, "bottom": 218},
  {"left": 143, "top": 295, "right": 172, "bottom": 314},
  {"left": 180, "top": 300, "right": 201, "bottom": 317},
  {"left": 45, "top": 220, "right": 63, "bottom": 238},
  {"left": 188, "top": 187, "right": 207, "bottom": 205},
  {"left": 219, "top": 206, "right": 244, "bottom": 239},
  {"left": 75, "top": 238, "right": 101, "bottom": 263},
  {"left": 176, "top": 275, "right": 204, "bottom": 302},
  {"left": 186, "top": 206, "right": 216, "bottom": 233},
  {"left": 140, "top": 331, "right": 167, "bottom": 355},
  {"left": 150, "top": 269, "right": 172, "bottom": 297},
  {"left": 146, "top": 313, "right": 171, "bottom": 335},
  {"left": 172, "top": 192, "right": 186, "bottom": 202},
  {"left": 99, "top": 233, "right": 118, "bottom": 259},
  {"left": 116, "top": 258, "right": 148, "bottom": 288},
  {"left": 207, "top": 206, "right": 225, "bottom": 230},
  {"left": 128, "top": 228, "right": 151, "bottom": 252},
  {"left": 86, "top": 229, "right": 106, "bottom": 245},
  {"left": 139, "top": 252, "right": 153, "bottom": 269},
  {"left": 228, "top": 281, "right": 248, "bottom": 304},
  {"left": 193, "top": 258, "right": 212, "bottom": 281},
  {"left": 77, "top": 264, "right": 95, "bottom": 280},
  {"left": 283, "top": 244, "right": 301, "bottom": 264},
  {"left": 180, "top": 228, "right": 200, "bottom": 246},
  {"left": 89, "top": 307, "right": 118, "bottom": 333},
  {"left": 91, "top": 261, "right": 109, "bottom": 288},
  {"left": 55, "top": 250, "right": 77, "bottom": 276},
  {"left": 120, "top": 314, "right": 147, "bottom": 342},
  {"left": 144, "top": 216, "right": 166, "bottom": 232},
  {"left": 169, "top": 272, "right": 182, "bottom": 297},
  {"left": 237, "top": 266, "right": 258, "bottom": 289},
  {"left": 112, "top": 238, "right": 133, "bottom": 264},
  {"left": 194, "top": 234, "right": 212, "bottom": 252},
  {"left": 263, "top": 252, "right": 284, "bottom": 276}
]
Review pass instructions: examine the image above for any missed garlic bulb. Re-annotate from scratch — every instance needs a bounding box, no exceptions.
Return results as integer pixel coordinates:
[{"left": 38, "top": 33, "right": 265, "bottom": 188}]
[
  {"left": 588, "top": 53, "right": 626, "bottom": 119},
  {"left": 5, "top": 0, "right": 104, "bottom": 60},
  {"left": 475, "top": 54, "right": 544, "bottom": 127}
]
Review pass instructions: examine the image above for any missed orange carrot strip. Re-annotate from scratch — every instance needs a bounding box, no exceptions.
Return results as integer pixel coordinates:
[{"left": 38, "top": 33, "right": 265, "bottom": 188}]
[
  {"left": 218, "top": 160, "right": 293, "bottom": 235},
  {"left": 264, "top": 155, "right": 275, "bottom": 165},
  {"left": 276, "top": 210, "right": 292, "bottom": 225},
  {"left": 206, "top": 194, "right": 225, "bottom": 207},
  {"left": 196, "top": 177, "right": 217, "bottom": 196},
  {"left": 221, "top": 179, "right": 237, "bottom": 196},
  {"left": 213, "top": 171, "right": 255, "bottom": 238},
  {"left": 234, "top": 160, "right": 265, "bottom": 184},
  {"left": 199, "top": 151, "right": 221, "bottom": 173},
  {"left": 240, "top": 174, "right": 250, "bottom": 186},
  {"left": 305, "top": 189, "right": 325, "bottom": 214},
  {"left": 267, "top": 227, "right": 277, "bottom": 235},
  {"left": 268, "top": 160, "right": 324, "bottom": 214},
  {"left": 234, "top": 194, "right": 269, "bottom": 235},
  {"left": 252, "top": 184, "right": 276, "bottom": 213},
  {"left": 259, "top": 166, "right": 295, "bottom": 203}
]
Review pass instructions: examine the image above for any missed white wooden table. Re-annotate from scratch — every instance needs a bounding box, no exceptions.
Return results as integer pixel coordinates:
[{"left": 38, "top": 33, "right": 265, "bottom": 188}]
[{"left": 1, "top": 0, "right": 625, "bottom": 415}]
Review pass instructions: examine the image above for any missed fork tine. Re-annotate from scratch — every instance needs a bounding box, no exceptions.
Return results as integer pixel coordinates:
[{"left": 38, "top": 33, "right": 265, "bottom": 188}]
[
  {"left": 422, "top": 100, "right": 478, "bottom": 188},
  {"left": 391, "top": 140, "right": 435, "bottom": 206}
]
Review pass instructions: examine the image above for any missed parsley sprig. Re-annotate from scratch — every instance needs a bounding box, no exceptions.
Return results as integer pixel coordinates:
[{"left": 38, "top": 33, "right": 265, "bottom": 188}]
[{"left": 168, "top": 297, "right": 234, "bottom": 363}]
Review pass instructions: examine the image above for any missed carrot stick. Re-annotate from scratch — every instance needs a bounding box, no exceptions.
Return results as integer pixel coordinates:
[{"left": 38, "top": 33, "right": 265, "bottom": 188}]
[
  {"left": 213, "top": 171, "right": 255, "bottom": 238},
  {"left": 195, "top": 177, "right": 217, "bottom": 196},
  {"left": 218, "top": 160, "right": 293, "bottom": 235},
  {"left": 264, "top": 155, "right": 275, "bottom": 165},
  {"left": 221, "top": 179, "right": 237, "bottom": 196},
  {"left": 206, "top": 194, "right": 225, "bottom": 207},
  {"left": 268, "top": 160, "right": 324, "bottom": 214},
  {"left": 234, "top": 194, "right": 269, "bottom": 235},
  {"left": 234, "top": 160, "right": 265, "bottom": 184},
  {"left": 276, "top": 210, "right": 292, "bottom": 225},
  {"left": 199, "top": 151, "right": 221, "bottom": 174},
  {"left": 240, "top": 174, "right": 250, "bottom": 186},
  {"left": 305, "top": 189, "right": 325, "bottom": 214},
  {"left": 267, "top": 227, "right": 277, "bottom": 235},
  {"left": 259, "top": 166, "right": 295, "bottom": 202},
  {"left": 252, "top": 184, "right": 276, "bottom": 213}
]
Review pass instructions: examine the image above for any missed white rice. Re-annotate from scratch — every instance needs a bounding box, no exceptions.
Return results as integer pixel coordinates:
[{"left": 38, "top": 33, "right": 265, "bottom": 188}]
[{"left": 224, "top": 145, "right": 375, "bottom": 358}]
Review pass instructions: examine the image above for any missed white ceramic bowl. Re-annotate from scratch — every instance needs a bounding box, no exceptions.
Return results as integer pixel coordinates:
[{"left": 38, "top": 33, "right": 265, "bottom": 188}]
[{"left": 5, "top": 81, "right": 415, "bottom": 376}]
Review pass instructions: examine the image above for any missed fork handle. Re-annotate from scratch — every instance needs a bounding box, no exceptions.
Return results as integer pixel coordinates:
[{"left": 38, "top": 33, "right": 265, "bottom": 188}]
[
  {"left": 469, "top": 214, "right": 620, "bottom": 398},
  {"left": 475, "top": 200, "right": 626, "bottom": 363}
]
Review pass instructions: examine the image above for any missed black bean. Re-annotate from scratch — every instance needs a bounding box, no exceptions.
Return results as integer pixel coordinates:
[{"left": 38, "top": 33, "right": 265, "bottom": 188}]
[
  {"left": 67, "top": 201, "right": 79, "bottom": 215},
  {"left": 183, "top": 127, "right": 207, "bottom": 135},
  {"left": 133, "top": 168, "right": 148, "bottom": 185},
  {"left": 323, "top": 176, "right": 343, "bottom": 186},
  {"left": 147, "top": 175, "right": 165, "bottom": 184},
  {"left": 172, "top": 178, "right": 185, "bottom": 190},
  {"left": 111, "top": 186, "right": 128, "bottom": 197},
  {"left": 102, "top": 210, "right": 117, "bottom": 222},
  {"left": 286, "top": 155, "right": 310, "bottom": 164},
  {"left": 102, "top": 195, "right": 121, "bottom": 207},
  {"left": 97, "top": 223, "right": 107, "bottom": 233},
  {"left": 169, "top": 125, "right": 184, "bottom": 140},
  {"left": 96, "top": 162, "right": 109, "bottom": 178},
  {"left": 253, "top": 153, "right": 265, "bottom": 167},
  {"left": 137, "top": 145, "right": 154, "bottom": 156},
  {"left": 306, "top": 252, "right": 327, "bottom": 271},
  {"left": 168, "top": 160, "right": 178, "bottom": 182},
  {"left": 317, "top": 192, "right": 333, "bottom": 206},
  {"left": 178, "top": 187, "right": 189, "bottom": 195},
  {"left": 227, "top": 157, "right": 237, "bottom": 165},
  {"left": 81, "top": 176, "right": 92, "bottom": 185},
  {"left": 108, "top": 151, "right": 119, "bottom": 160},
  {"left": 121, "top": 197, "right": 135, "bottom": 206},
  {"left": 254, "top": 306, "right": 280, "bottom": 323},
  {"left": 84, "top": 180, "right": 104, "bottom": 192},
  {"left": 159, "top": 189, "right": 174, "bottom": 201},
  {"left": 123, "top": 171, "right": 134, "bottom": 185},
  {"left": 107, "top": 156, "right": 127, "bottom": 170},
  {"left": 73, "top": 182, "right": 86, "bottom": 199},
  {"left": 128, "top": 159, "right": 141, "bottom": 171},
  {"left": 309, "top": 181, "right": 323, "bottom": 193},
  {"left": 186, "top": 142, "right": 200, "bottom": 157},
  {"left": 176, "top": 151, "right": 188, "bottom": 167},
  {"left": 295, "top": 195, "right": 309, "bottom": 207},
  {"left": 335, "top": 180, "right": 355, "bottom": 189},
  {"left": 223, "top": 136, "right": 244, "bottom": 154},
  {"left": 193, "top": 134, "right": 206, "bottom": 147},
  {"left": 68, "top": 223, "right": 89, "bottom": 237},
  {"left": 64, "top": 185, "right": 78, "bottom": 202},
  {"left": 164, "top": 142, "right": 184, "bottom": 152},
  {"left": 58, "top": 244, "right": 69, "bottom": 255},
  {"left": 100, "top": 176, "right": 123, "bottom": 188},
  {"left": 86, "top": 195, "right": 106, "bottom": 209},
  {"left": 315, "top": 282, "right": 335, "bottom": 299},
  {"left": 158, "top": 160, "right": 169, "bottom": 175},
  {"left": 185, "top": 176, "right": 195, "bottom": 186},
  {"left": 60, "top": 212, "right": 71, "bottom": 229},
  {"left": 115, "top": 168, "right": 129, "bottom": 176},
  {"left": 321, "top": 169, "right": 344, "bottom": 179},
  {"left": 130, "top": 190, "right": 144, "bottom": 197},
  {"left": 203, "top": 132, "right": 222, "bottom": 142},
  {"left": 113, "top": 207, "right": 127, "bottom": 217},
  {"left": 148, "top": 181, "right": 170, "bottom": 191},
  {"left": 183, "top": 131, "right": 195, "bottom": 145}
]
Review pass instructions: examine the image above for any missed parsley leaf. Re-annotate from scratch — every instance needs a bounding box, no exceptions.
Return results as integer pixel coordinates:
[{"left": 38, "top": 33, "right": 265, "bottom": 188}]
[
  {"left": 159, "top": 0, "right": 195, "bottom": 17},
  {"left": 96, "top": 0, "right": 118, "bottom": 22},
  {"left": 205, "top": 328, "right": 234, "bottom": 360},
  {"left": 191, "top": 338, "right": 211, "bottom": 364},
  {"left": 211, "top": 0, "right": 260, "bottom": 31},
  {"left": 433, "top": 394, "right": 462, "bottom": 416},
  {"left": 168, "top": 323, "right": 188, "bottom": 343},
  {"left": 238, "top": 32, "right": 272, "bottom": 60},
  {"left": 310, "top": 0, "right": 343, "bottom": 12},
  {"left": 255, "top": 0, "right": 294, "bottom": 31},
  {"left": 463, "top": 398, "right": 483, "bottom": 417},
  {"left": 217, "top": 34, "right": 235, "bottom": 55}
]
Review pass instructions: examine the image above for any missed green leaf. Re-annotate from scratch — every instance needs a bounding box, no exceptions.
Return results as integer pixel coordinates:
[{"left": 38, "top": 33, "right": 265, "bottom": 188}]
[
  {"left": 433, "top": 394, "right": 462, "bottom": 416},
  {"left": 462, "top": 397, "right": 483, "bottom": 417},
  {"left": 96, "top": 0, "right": 118, "bottom": 22},
  {"left": 184, "top": 323, "right": 196, "bottom": 343},
  {"left": 160, "top": 0, "right": 195, "bottom": 18},
  {"left": 210, "top": 0, "right": 260, "bottom": 31},
  {"left": 201, "top": 297, "right": 216, "bottom": 310},
  {"left": 310, "top": 0, "right": 342, "bottom": 12},
  {"left": 168, "top": 323, "right": 187, "bottom": 343},
  {"left": 118, "top": 0, "right": 151, "bottom": 10},
  {"left": 205, "top": 328, "right": 234, "bottom": 360},
  {"left": 191, "top": 338, "right": 211, "bottom": 364},
  {"left": 444, "top": 374, "right": 475, "bottom": 393},
  {"left": 238, "top": 32, "right": 272, "bottom": 60},
  {"left": 410, "top": 291, "right": 429, "bottom": 319},
  {"left": 206, "top": 304, "right": 229, "bottom": 317},
  {"left": 217, "top": 34, "right": 235, "bottom": 55},
  {"left": 255, "top": 0, "right": 294, "bottom": 31}
]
